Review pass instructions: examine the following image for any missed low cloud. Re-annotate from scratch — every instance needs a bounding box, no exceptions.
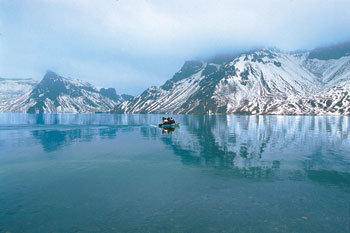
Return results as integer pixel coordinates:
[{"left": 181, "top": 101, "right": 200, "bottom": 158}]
[{"left": 1, "top": 0, "right": 350, "bottom": 94}]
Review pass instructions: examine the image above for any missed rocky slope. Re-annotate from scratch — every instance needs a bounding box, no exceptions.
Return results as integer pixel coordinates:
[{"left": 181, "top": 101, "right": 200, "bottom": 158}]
[
  {"left": 0, "top": 78, "right": 38, "bottom": 110},
  {"left": 1, "top": 71, "right": 125, "bottom": 113},
  {"left": 114, "top": 42, "right": 350, "bottom": 115}
]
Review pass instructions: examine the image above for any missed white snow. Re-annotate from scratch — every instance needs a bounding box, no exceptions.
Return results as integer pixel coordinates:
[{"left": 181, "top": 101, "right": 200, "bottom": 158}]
[
  {"left": 118, "top": 49, "right": 350, "bottom": 115},
  {"left": 0, "top": 75, "right": 120, "bottom": 113}
]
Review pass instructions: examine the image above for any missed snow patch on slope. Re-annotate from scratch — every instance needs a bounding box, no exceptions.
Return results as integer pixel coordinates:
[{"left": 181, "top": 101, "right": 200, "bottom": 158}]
[{"left": 114, "top": 49, "right": 350, "bottom": 115}]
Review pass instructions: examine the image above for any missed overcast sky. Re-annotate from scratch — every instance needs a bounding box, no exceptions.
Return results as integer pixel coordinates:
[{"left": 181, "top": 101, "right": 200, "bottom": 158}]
[{"left": 1, "top": 0, "right": 350, "bottom": 95}]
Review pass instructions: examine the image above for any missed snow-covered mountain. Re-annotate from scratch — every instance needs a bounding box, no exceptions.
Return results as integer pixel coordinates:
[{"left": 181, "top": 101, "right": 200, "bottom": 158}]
[
  {"left": 1, "top": 71, "right": 124, "bottom": 113},
  {"left": 114, "top": 42, "right": 350, "bottom": 115},
  {"left": 0, "top": 78, "right": 38, "bottom": 110}
]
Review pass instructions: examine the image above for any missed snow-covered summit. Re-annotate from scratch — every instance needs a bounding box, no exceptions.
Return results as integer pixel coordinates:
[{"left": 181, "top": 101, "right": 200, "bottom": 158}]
[
  {"left": 114, "top": 43, "right": 350, "bottom": 115},
  {"left": 1, "top": 71, "right": 123, "bottom": 113}
]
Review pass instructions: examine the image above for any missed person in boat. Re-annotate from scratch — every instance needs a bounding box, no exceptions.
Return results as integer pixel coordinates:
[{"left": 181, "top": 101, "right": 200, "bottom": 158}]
[
  {"left": 161, "top": 117, "right": 175, "bottom": 125},
  {"left": 167, "top": 117, "right": 175, "bottom": 124}
]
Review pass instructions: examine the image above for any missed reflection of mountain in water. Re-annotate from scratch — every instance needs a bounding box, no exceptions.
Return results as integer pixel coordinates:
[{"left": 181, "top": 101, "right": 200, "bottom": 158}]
[
  {"left": 32, "top": 128, "right": 111, "bottom": 152},
  {"left": 15, "top": 113, "right": 153, "bottom": 152},
  {"left": 142, "top": 115, "right": 350, "bottom": 186},
  {"left": 31, "top": 124, "right": 142, "bottom": 152},
  {"left": 9, "top": 113, "right": 349, "bottom": 189},
  {"left": 306, "top": 170, "right": 350, "bottom": 192},
  {"left": 28, "top": 115, "right": 136, "bottom": 152},
  {"left": 1, "top": 113, "right": 160, "bottom": 126},
  {"left": 32, "top": 129, "right": 83, "bottom": 152}
]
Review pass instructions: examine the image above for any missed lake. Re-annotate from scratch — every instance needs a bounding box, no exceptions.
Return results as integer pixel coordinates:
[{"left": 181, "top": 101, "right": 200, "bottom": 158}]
[{"left": 0, "top": 113, "right": 349, "bottom": 233}]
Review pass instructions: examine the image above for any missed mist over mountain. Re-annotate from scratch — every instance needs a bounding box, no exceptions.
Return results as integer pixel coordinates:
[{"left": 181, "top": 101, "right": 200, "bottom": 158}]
[
  {"left": 1, "top": 41, "right": 349, "bottom": 115},
  {"left": 308, "top": 41, "right": 350, "bottom": 60},
  {"left": 0, "top": 71, "right": 132, "bottom": 113},
  {"left": 114, "top": 42, "right": 350, "bottom": 115},
  {"left": 2, "top": 0, "right": 350, "bottom": 94}
]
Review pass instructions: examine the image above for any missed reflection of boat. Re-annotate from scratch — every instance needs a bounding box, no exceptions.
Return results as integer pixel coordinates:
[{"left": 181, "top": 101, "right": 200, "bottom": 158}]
[
  {"left": 158, "top": 122, "right": 180, "bottom": 128},
  {"left": 162, "top": 127, "right": 176, "bottom": 134}
]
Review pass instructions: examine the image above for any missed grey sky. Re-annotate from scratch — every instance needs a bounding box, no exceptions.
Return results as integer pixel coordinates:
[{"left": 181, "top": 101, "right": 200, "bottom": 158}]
[{"left": 0, "top": 0, "right": 349, "bottom": 95}]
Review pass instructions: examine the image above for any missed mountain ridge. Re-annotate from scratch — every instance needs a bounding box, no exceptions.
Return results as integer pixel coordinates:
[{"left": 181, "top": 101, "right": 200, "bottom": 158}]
[
  {"left": 0, "top": 77, "right": 39, "bottom": 111},
  {"left": 114, "top": 42, "right": 350, "bottom": 115},
  {"left": 0, "top": 71, "right": 132, "bottom": 113},
  {"left": 1, "top": 42, "right": 350, "bottom": 115}
]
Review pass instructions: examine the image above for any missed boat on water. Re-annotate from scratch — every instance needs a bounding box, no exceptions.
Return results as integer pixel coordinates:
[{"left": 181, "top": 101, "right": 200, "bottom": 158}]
[
  {"left": 159, "top": 117, "right": 179, "bottom": 128},
  {"left": 158, "top": 122, "right": 180, "bottom": 128}
]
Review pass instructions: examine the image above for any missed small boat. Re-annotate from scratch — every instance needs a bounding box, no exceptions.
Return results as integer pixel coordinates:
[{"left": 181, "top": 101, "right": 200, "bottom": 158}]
[{"left": 158, "top": 122, "right": 180, "bottom": 128}]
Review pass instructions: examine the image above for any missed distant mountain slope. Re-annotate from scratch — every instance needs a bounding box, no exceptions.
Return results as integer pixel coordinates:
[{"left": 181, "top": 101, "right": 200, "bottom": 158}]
[
  {"left": 0, "top": 78, "right": 38, "bottom": 110},
  {"left": 1, "top": 71, "right": 123, "bottom": 113},
  {"left": 100, "top": 88, "right": 124, "bottom": 102},
  {"left": 114, "top": 43, "right": 350, "bottom": 115},
  {"left": 308, "top": 41, "right": 350, "bottom": 60},
  {"left": 121, "top": 94, "right": 133, "bottom": 101}
]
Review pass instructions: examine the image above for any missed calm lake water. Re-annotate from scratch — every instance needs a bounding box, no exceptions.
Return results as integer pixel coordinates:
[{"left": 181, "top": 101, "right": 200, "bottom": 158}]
[{"left": 0, "top": 113, "right": 349, "bottom": 233}]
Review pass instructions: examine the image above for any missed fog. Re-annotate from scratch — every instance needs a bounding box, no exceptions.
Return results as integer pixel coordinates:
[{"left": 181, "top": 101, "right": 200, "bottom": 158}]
[{"left": 1, "top": 0, "right": 349, "bottom": 95}]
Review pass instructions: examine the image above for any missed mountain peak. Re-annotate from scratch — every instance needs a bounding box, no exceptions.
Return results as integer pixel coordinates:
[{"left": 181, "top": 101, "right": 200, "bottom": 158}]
[
  {"left": 41, "top": 70, "right": 65, "bottom": 84},
  {"left": 161, "top": 60, "right": 204, "bottom": 91},
  {"left": 44, "top": 70, "right": 59, "bottom": 78},
  {"left": 100, "top": 88, "right": 121, "bottom": 102},
  {"left": 9, "top": 71, "right": 121, "bottom": 113},
  {"left": 114, "top": 43, "right": 350, "bottom": 115},
  {"left": 45, "top": 70, "right": 57, "bottom": 76}
]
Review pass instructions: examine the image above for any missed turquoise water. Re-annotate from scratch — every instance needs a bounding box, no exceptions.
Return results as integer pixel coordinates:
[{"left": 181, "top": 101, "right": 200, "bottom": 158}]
[{"left": 0, "top": 113, "right": 349, "bottom": 233}]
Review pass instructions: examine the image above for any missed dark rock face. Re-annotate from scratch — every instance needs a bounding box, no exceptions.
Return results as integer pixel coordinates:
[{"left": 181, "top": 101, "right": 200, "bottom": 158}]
[
  {"left": 100, "top": 88, "right": 121, "bottom": 102},
  {"left": 308, "top": 41, "right": 350, "bottom": 60},
  {"left": 121, "top": 94, "right": 133, "bottom": 101}
]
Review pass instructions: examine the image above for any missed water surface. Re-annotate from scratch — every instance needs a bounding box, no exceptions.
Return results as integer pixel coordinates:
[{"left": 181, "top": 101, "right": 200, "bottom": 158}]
[{"left": 0, "top": 113, "right": 349, "bottom": 233}]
